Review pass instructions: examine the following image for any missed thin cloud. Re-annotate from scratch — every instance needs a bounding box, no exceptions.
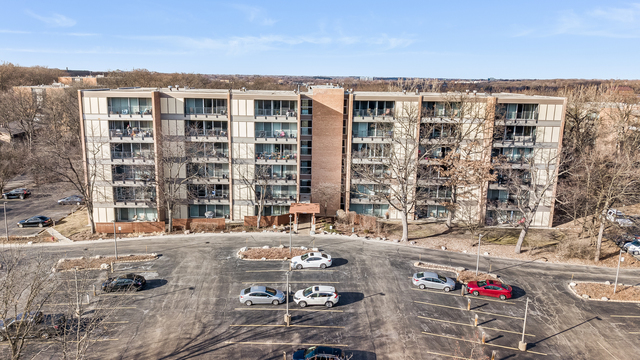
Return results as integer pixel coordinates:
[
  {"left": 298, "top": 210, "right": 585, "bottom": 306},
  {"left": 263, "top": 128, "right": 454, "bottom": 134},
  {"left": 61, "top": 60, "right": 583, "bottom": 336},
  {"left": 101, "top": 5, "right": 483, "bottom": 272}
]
[
  {"left": 26, "top": 10, "right": 76, "bottom": 27},
  {"left": 231, "top": 4, "right": 277, "bottom": 26},
  {"left": 0, "top": 29, "right": 30, "bottom": 34}
]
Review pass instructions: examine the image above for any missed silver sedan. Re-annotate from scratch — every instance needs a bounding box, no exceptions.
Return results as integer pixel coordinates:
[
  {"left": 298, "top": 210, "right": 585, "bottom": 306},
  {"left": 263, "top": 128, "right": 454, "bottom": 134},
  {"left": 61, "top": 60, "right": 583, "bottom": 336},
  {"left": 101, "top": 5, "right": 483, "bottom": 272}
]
[
  {"left": 239, "top": 286, "right": 286, "bottom": 306},
  {"left": 412, "top": 272, "right": 456, "bottom": 292}
]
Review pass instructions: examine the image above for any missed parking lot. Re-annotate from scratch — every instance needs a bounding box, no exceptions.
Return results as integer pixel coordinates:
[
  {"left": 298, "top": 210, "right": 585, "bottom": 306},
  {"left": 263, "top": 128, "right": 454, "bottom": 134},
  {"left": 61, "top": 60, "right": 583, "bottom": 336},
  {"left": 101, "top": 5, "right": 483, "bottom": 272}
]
[
  {"left": 5, "top": 234, "right": 640, "bottom": 359},
  {"left": 1, "top": 182, "right": 80, "bottom": 237}
]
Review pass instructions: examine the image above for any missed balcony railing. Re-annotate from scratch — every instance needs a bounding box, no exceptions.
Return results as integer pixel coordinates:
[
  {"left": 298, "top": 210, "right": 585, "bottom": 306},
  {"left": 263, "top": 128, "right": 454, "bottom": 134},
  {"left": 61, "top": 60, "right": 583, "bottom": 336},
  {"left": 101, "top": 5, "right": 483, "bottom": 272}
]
[
  {"left": 115, "top": 195, "right": 156, "bottom": 202},
  {"left": 185, "top": 128, "right": 228, "bottom": 137},
  {"left": 497, "top": 135, "right": 536, "bottom": 143},
  {"left": 185, "top": 106, "right": 227, "bottom": 115},
  {"left": 255, "top": 130, "right": 297, "bottom": 139},
  {"left": 110, "top": 128, "right": 154, "bottom": 139},
  {"left": 111, "top": 151, "right": 155, "bottom": 161},
  {"left": 255, "top": 109, "right": 297, "bottom": 117},
  {"left": 256, "top": 152, "right": 297, "bottom": 161},
  {"left": 193, "top": 150, "right": 228, "bottom": 158},
  {"left": 108, "top": 106, "right": 152, "bottom": 116},
  {"left": 353, "top": 109, "right": 395, "bottom": 118},
  {"left": 112, "top": 173, "right": 155, "bottom": 182},
  {"left": 352, "top": 130, "right": 393, "bottom": 138},
  {"left": 491, "top": 155, "right": 534, "bottom": 164},
  {"left": 258, "top": 194, "right": 297, "bottom": 202},
  {"left": 263, "top": 174, "right": 297, "bottom": 181},
  {"left": 191, "top": 193, "right": 230, "bottom": 200}
]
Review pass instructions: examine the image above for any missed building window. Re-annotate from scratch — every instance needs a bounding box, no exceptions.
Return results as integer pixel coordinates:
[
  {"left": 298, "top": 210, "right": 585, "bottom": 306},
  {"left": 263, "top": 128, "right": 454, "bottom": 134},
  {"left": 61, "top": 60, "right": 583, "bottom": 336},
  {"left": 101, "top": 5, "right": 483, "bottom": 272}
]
[
  {"left": 187, "top": 184, "right": 229, "bottom": 200},
  {"left": 256, "top": 205, "right": 290, "bottom": 216},
  {"left": 301, "top": 141, "right": 312, "bottom": 155},
  {"left": 255, "top": 100, "right": 297, "bottom": 116},
  {"left": 255, "top": 122, "right": 297, "bottom": 138},
  {"left": 256, "top": 185, "right": 297, "bottom": 201},
  {"left": 184, "top": 98, "right": 227, "bottom": 115},
  {"left": 255, "top": 144, "right": 297, "bottom": 160},
  {"left": 185, "top": 120, "right": 228, "bottom": 136},
  {"left": 301, "top": 120, "right": 312, "bottom": 136},
  {"left": 116, "top": 208, "right": 158, "bottom": 222},
  {"left": 349, "top": 204, "right": 389, "bottom": 217},
  {"left": 420, "top": 123, "right": 459, "bottom": 139},
  {"left": 497, "top": 104, "right": 538, "bottom": 120},
  {"left": 187, "top": 163, "right": 229, "bottom": 178},
  {"left": 188, "top": 142, "right": 229, "bottom": 158},
  {"left": 189, "top": 204, "right": 230, "bottom": 218},
  {"left": 300, "top": 179, "right": 311, "bottom": 194},
  {"left": 301, "top": 99, "right": 312, "bottom": 115},
  {"left": 114, "top": 187, "right": 156, "bottom": 202},
  {"left": 415, "top": 205, "right": 449, "bottom": 219},
  {"left": 418, "top": 186, "right": 452, "bottom": 200},
  {"left": 422, "top": 102, "right": 461, "bottom": 118},
  {"left": 108, "top": 98, "right": 152, "bottom": 115},
  {"left": 486, "top": 210, "right": 524, "bottom": 226},
  {"left": 352, "top": 122, "right": 394, "bottom": 138},
  {"left": 352, "top": 143, "right": 391, "bottom": 158},
  {"left": 491, "top": 147, "right": 534, "bottom": 163},
  {"left": 353, "top": 101, "right": 394, "bottom": 117},
  {"left": 495, "top": 126, "right": 536, "bottom": 142},
  {"left": 300, "top": 161, "right": 311, "bottom": 175},
  {"left": 112, "top": 165, "right": 155, "bottom": 182}
]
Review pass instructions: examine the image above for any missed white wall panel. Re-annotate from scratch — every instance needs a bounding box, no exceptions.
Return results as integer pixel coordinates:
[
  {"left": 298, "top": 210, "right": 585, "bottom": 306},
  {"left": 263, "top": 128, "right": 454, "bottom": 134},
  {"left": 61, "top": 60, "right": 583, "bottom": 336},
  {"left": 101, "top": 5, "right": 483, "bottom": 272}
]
[
  {"left": 83, "top": 98, "right": 91, "bottom": 114},
  {"left": 546, "top": 104, "right": 555, "bottom": 121},
  {"left": 98, "top": 98, "right": 107, "bottom": 114},
  {"left": 538, "top": 104, "right": 548, "bottom": 121},
  {"left": 161, "top": 98, "right": 168, "bottom": 113},
  {"left": 232, "top": 121, "right": 239, "bottom": 137},
  {"left": 176, "top": 99, "right": 184, "bottom": 115},
  {"left": 247, "top": 100, "right": 254, "bottom": 116},
  {"left": 554, "top": 105, "right": 563, "bottom": 121},
  {"left": 239, "top": 122, "right": 246, "bottom": 137},
  {"left": 239, "top": 100, "right": 247, "bottom": 116},
  {"left": 90, "top": 98, "right": 99, "bottom": 114},
  {"left": 168, "top": 98, "right": 176, "bottom": 114},
  {"left": 247, "top": 122, "right": 254, "bottom": 135},
  {"left": 232, "top": 99, "right": 239, "bottom": 116}
]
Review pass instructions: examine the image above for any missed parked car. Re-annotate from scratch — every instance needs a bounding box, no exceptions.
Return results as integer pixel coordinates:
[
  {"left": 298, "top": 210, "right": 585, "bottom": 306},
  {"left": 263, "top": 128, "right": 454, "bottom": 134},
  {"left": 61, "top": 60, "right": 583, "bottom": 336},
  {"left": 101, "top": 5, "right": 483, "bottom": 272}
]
[
  {"left": 291, "top": 252, "right": 332, "bottom": 269},
  {"left": 239, "top": 286, "right": 285, "bottom": 306},
  {"left": 57, "top": 195, "right": 85, "bottom": 205},
  {"left": 2, "top": 188, "right": 31, "bottom": 199},
  {"left": 466, "top": 280, "right": 513, "bottom": 300},
  {"left": 17, "top": 216, "right": 52, "bottom": 228},
  {"left": 0, "top": 312, "right": 66, "bottom": 341},
  {"left": 293, "top": 346, "right": 344, "bottom": 360},
  {"left": 623, "top": 240, "right": 640, "bottom": 256},
  {"left": 613, "top": 233, "right": 640, "bottom": 248},
  {"left": 293, "top": 285, "right": 340, "bottom": 308},
  {"left": 412, "top": 272, "right": 456, "bottom": 292},
  {"left": 606, "top": 209, "right": 634, "bottom": 227},
  {"left": 101, "top": 274, "right": 146, "bottom": 293}
]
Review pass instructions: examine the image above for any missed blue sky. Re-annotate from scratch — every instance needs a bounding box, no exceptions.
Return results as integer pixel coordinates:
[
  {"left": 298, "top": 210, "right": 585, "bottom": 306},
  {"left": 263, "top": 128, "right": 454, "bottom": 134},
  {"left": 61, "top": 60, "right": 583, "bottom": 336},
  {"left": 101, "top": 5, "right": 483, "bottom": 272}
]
[{"left": 1, "top": 0, "right": 639, "bottom": 79}]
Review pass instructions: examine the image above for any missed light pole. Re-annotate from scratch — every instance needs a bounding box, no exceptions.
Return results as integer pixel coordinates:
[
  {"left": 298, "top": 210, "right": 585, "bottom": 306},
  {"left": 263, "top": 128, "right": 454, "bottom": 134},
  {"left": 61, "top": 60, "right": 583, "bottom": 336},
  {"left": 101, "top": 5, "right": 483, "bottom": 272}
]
[
  {"left": 614, "top": 249, "right": 623, "bottom": 294},
  {"left": 476, "top": 234, "right": 484, "bottom": 276},
  {"left": 519, "top": 297, "right": 530, "bottom": 351},
  {"left": 3, "top": 202, "right": 8, "bottom": 242},
  {"left": 112, "top": 220, "right": 118, "bottom": 260},
  {"left": 289, "top": 214, "right": 292, "bottom": 256},
  {"left": 284, "top": 271, "right": 291, "bottom": 326}
]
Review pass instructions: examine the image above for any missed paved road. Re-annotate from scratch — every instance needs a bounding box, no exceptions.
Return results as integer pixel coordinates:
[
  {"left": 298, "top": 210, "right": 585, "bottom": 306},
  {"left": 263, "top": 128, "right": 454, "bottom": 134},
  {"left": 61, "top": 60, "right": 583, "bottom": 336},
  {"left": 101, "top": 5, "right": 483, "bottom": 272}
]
[
  {"left": 1, "top": 182, "right": 80, "bottom": 237},
  {"left": 6, "top": 234, "right": 640, "bottom": 359}
]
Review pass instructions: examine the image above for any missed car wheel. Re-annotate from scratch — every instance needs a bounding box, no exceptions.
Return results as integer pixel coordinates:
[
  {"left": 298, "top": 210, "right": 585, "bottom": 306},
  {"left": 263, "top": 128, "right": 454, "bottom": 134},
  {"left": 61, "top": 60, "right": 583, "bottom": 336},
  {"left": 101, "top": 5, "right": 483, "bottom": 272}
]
[
  {"left": 41, "top": 332, "right": 50, "bottom": 339},
  {"left": 296, "top": 264, "right": 303, "bottom": 270},
  {"left": 272, "top": 300, "right": 279, "bottom": 306},
  {"left": 419, "top": 284, "right": 426, "bottom": 290},
  {"left": 76, "top": 202, "right": 80, "bottom": 205},
  {"left": 634, "top": 251, "right": 639, "bottom": 256},
  {"left": 299, "top": 301, "right": 307, "bottom": 308},
  {"left": 2, "top": 195, "right": 6, "bottom": 199},
  {"left": 244, "top": 300, "right": 252, "bottom": 306},
  {"left": 499, "top": 294, "right": 507, "bottom": 301},
  {"left": 320, "top": 263, "right": 327, "bottom": 269},
  {"left": 18, "top": 224, "right": 23, "bottom": 228},
  {"left": 325, "top": 301, "right": 334, "bottom": 308},
  {"left": 472, "top": 291, "right": 479, "bottom": 297},
  {"left": 38, "top": 223, "right": 43, "bottom": 228},
  {"left": 443, "top": 287, "right": 451, "bottom": 292},
  {"left": 19, "top": 195, "right": 24, "bottom": 200}
]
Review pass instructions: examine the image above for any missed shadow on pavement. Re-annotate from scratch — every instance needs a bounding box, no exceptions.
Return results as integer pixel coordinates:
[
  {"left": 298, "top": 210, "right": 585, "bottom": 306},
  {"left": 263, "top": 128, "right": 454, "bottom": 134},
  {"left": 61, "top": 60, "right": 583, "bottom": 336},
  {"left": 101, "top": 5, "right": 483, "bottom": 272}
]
[
  {"left": 331, "top": 258, "right": 348, "bottom": 267},
  {"left": 144, "top": 279, "right": 168, "bottom": 290},
  {"left": 339, "top": 292, "right": 365, "bottom": 306}
]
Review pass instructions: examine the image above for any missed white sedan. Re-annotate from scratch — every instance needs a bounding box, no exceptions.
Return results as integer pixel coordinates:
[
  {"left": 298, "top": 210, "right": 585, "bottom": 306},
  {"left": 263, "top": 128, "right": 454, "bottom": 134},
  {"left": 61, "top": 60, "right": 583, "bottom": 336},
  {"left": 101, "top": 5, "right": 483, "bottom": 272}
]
[{"left": 291, "top": 252, "right": 332, "bottom": 269}]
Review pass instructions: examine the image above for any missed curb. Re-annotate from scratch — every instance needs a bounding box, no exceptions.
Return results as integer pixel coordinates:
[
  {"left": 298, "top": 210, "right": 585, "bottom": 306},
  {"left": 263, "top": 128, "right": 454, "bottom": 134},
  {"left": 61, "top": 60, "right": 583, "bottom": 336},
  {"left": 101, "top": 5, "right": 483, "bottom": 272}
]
[{"left": 567, "top": 281, "right": 640, "bottom": 303}]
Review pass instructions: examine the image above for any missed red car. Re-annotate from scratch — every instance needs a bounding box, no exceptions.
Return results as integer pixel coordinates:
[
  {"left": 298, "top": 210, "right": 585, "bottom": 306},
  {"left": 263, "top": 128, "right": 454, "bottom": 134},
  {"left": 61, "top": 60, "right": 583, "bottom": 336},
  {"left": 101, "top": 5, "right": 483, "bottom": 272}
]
[{"left": 466, "top": 280, "right": 512, "bottom": 300}]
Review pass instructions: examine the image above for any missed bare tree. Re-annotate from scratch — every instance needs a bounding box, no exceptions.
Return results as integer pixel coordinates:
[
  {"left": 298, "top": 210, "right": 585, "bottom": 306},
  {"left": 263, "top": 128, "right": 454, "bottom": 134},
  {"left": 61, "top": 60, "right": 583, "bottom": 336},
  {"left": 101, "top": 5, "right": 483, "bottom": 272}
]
[
  {"left": 493, "top": 148, "right": 566, "bottom": 254},
  {"left": 312, "top": 182, "right": 341, "bottom": 216},
  {"left": 351, "top": 103, "right": 421, "bottom": 242},
  {"left": 235, "top": 164, "right": 272, "bottom": 229},
  {"left": 0, "top": 246, "right": 57, "bottom": 360},
  {"left": 0, "top": 144, "right": 27, "bottom": 195},
  {"left": 0, "top": 90, "right": 41, "bottom": 151}
]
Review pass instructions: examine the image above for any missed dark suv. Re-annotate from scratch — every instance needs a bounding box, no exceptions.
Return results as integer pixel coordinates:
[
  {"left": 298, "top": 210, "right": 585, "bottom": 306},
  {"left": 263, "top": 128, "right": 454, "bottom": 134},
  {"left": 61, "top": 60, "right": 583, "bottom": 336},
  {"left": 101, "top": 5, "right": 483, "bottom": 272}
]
[
  {"left": 293, "top": 346, "right": 344, "bottom": 360},
  {"left": 0, "top": 312, "right": 66, "bottom": 341},
  {"left": 102, "top": 274, "right": 146, "bottom": 292},
  {"left": 2, "top": 188, "right": 31, "bottom": 200}
]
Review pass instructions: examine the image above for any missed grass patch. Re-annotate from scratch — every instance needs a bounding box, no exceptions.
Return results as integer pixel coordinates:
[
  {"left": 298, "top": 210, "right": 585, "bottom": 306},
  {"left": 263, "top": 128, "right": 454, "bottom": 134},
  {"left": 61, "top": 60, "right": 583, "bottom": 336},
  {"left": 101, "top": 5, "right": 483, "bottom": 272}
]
[
  {"left": 574, "top": 283, "right": 640, "bottom": 301},
  {"left": 54, "top": 207, "right": 90, "bottom": 238},
  {"left": 239, "top": 247, "right": 309, "bottom": 260},
  {"left": 56, "top": 254, "right": 158, "bottom": 271}
]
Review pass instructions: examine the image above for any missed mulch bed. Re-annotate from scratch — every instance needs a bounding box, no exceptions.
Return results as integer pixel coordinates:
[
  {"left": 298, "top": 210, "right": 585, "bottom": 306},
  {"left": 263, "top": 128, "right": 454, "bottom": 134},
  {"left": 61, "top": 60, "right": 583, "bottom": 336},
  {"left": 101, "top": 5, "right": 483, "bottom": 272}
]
[
  {"left": 457, "top": 270, "right": 500, "bottom": 284},
  {"left": 574, "top": 282, "right": 640, "bottom": 301},
  {"left": 56, "top": 254, "right": 157, "bottom": 271},
  {"left": 239, "top": 247, "right": 310, "bottom": 260}
]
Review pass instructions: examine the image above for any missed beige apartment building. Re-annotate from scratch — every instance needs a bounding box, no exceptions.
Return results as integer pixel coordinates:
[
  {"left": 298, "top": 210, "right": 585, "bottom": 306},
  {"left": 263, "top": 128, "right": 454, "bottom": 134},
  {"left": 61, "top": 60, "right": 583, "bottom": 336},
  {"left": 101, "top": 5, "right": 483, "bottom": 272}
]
[{"left": 79, "top": 86, "right": 565, "bottom": 228}]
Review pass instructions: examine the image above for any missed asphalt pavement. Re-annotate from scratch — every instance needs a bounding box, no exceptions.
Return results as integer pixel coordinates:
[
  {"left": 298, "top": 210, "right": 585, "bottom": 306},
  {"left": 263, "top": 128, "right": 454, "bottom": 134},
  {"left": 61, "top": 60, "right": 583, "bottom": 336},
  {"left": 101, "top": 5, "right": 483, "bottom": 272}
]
[{"left": 4, "top": 233, "right": 640, "bottom": 359}]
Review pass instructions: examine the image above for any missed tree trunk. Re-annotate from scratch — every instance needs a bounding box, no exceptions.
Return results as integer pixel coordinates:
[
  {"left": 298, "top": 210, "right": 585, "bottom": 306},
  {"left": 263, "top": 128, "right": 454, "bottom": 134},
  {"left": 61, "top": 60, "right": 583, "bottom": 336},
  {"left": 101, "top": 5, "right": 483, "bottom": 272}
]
[
  {"left": 86, "top": 205, "right": 96, "bottom": 234},
  {"left": 446, "top": 210, "right": 453, "bottom": 228},
  {"left": 400, "top": 211, "right": 409, "bottom": 242},
  {"left": 514, "top": 223, "right": 529, "bottom": 254},
  {"left": 167, "top": 206, "right": 173, "bottom": 233},
  {"left": 595, "top": 220, "right": 605, "bottom": 262}
]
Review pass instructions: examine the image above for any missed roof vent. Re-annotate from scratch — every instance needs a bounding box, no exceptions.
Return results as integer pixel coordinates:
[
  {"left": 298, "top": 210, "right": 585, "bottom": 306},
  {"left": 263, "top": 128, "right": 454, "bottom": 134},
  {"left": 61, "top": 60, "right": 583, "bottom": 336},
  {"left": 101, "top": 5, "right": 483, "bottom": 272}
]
[
  {"left": 403, "top": 89, "right": 407, "bottom": 95},
  {"left": 175, "top": 85, "right": 179, "bottom": 90},
  {"left": 168, "top": 86, "right": 173, "bottom": 91}
]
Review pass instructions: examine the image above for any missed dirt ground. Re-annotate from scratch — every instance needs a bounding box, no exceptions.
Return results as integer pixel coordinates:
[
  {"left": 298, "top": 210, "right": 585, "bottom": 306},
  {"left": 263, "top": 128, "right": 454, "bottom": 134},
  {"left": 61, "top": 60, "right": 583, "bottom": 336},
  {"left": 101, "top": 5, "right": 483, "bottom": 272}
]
[
  {"left": 239, "top": 247, "right": 310, "bottom": 260},
  {"left": 574, "top": 282, "right": 640, "bottom": 301},
  {"left": 56, "top": 254, "right": 158, "bottom": 271},
  {"left": 1, "top": 233, "right": 56, "bottom": 244}
]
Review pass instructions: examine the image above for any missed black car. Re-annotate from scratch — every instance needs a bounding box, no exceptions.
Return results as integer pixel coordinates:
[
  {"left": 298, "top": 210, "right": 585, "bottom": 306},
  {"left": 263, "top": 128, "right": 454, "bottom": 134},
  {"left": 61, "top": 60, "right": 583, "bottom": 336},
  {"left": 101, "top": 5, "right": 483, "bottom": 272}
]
[
  {"left": 293, "top": 346, "right": 344, "bottom": 360},
  {"left": 2, "top": 188, "right": 31, "bottom": 200},
  {"left": 101, "top": 274, "right": 146, "bottom": 293},
  {"left": 0, "top": 312, "right": 66, "bottom": 341},
  {"left": 17, "top": 216, "right": 52, "bottom": 228},
  {"left": 58, "top": 195, "right": 85, "bottom": 205}
]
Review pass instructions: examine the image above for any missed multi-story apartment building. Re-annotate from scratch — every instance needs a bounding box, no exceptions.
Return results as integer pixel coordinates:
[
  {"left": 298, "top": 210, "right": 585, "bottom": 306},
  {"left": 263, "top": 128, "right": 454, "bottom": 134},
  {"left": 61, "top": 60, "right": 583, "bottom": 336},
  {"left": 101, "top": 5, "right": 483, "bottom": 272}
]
[{"left": 79, "top": 86, "right": 564, "bottom": 228}]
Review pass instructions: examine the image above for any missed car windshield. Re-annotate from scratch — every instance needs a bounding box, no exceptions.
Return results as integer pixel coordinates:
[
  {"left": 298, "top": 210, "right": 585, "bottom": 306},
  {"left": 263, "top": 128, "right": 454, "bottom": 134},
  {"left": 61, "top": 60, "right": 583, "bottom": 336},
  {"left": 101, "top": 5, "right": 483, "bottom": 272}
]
[
  {"left": 416, "top": 272, "right": 424, "bottom": 278},
  {"left": 303, "top": 287, "right": 313, "bottom": 297},
  {"left": 477, "top": 281, "right": 487, "bottom": 287},
  {"left": 438, "top": 275, "right": 447, "bottom": 282},
  {"left": 265, "top": 287, "right": 277, "bottom": 296},
  {"left": 304, "top": 347, "right": 317, "bottom": 356},
  {"left": 630, "top": 240, "right": 640, "bottom": 246},
  {"left": 301, "top": 254, "right": 309, "bottom": 261},
  {"left": 242, "top": 287, "right": 251, "bottom": 294}
]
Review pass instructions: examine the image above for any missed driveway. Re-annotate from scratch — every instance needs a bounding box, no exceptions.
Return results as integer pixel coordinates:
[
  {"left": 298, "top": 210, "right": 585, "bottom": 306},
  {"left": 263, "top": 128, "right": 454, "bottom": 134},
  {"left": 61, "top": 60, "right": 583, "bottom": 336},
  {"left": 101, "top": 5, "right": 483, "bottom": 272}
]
[
  {"left": 6, "top": 234, "right": 640, "bottom": 359},
  {"left": 1, "top": 182, "right": 81, "bottom": 237}
]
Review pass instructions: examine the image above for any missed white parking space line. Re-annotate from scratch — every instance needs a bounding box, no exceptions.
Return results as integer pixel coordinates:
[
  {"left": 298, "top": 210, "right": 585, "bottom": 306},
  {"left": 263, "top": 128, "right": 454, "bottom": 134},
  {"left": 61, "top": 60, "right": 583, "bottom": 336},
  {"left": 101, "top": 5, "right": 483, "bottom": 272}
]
[
  {"left": 414, "top": 301, "right": 524, "bottom": 320},
  {"left": 417, "top": 315, "right": 534, "bottom": 337},
  {"left": 230, "top": 324, "right": 345, "bottom": 329},
  {"left": 242, "top": 281, "right": 340, "bottom": 284},
  {"left": 234, "top": 307, "right": 344, "bottom": 313},
  {"left": 225, "top": 341, "right": 349, "bottom": 347}
]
